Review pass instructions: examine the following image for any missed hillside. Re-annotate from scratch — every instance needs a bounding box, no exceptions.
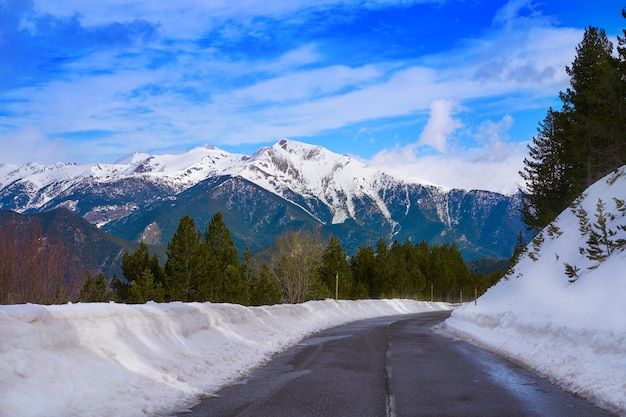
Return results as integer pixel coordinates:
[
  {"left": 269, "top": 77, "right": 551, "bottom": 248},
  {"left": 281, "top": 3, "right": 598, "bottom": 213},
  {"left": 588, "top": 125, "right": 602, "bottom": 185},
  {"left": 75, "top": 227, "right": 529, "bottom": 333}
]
[
  {"left": 444, "top": 167, "right": 626, "bottom": 415},
  {"left": 0, "top": 139, "right": 528, "bottom": 260},
  {"left": 0, "top": 209, "right": 140, "bottom": 302}
]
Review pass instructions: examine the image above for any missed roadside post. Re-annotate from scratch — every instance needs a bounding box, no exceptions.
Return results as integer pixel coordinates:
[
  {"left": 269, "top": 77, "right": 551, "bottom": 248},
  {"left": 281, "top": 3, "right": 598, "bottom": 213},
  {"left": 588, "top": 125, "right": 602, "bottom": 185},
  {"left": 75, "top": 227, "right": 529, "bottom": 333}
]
[
  {"left": 474, "top": 284, "right": 478, "bottom": 306},
  {"left": 335, "top": 271, "right": 339, "bottom": 301}
]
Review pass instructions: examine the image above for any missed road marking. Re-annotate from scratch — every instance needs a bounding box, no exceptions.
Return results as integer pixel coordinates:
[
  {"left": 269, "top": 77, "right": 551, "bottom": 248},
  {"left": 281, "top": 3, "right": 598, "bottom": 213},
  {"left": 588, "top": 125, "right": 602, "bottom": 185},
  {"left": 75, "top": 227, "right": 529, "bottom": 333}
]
[{"left": 385, "top": 325, "right": 396, "bottom": 417}]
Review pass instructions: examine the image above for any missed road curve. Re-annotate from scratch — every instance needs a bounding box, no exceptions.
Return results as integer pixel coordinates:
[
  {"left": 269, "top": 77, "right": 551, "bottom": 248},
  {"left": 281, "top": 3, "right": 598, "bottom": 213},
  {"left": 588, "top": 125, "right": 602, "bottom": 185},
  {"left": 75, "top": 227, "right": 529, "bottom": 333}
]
[{"left": 176, "top": 311, "right": 616, "bottom": 417}]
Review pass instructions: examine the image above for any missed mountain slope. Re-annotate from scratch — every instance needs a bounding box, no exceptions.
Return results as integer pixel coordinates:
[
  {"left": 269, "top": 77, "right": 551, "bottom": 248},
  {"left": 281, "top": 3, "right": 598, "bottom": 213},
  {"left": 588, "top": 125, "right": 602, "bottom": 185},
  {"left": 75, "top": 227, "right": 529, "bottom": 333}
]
[
  {"left": 445, "top": 167, "right": 626, "bottom": 415},
  {"left": 0, "top": 208, "right": 138, "bottom": 288},
  {"left": 0, "top": 139, "right": 527, "bottom": 259}
]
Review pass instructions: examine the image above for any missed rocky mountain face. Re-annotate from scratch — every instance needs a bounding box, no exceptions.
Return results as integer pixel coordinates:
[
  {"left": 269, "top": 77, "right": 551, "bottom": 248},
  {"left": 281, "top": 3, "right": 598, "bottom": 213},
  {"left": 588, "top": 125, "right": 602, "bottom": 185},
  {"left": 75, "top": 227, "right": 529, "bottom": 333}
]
[{"left": 0, "top": 139, "right": 527, "bottom": 260}]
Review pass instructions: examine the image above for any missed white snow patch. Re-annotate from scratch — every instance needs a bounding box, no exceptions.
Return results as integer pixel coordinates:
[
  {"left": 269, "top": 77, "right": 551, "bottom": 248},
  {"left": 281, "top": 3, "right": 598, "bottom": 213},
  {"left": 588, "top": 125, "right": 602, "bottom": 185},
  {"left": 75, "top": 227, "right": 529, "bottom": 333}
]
[
  {"left": 444, "top": 168, "right": 626, "bottom": 416},
  {"left": 0, "top": 299, "right": 450, "bottom": 417}
]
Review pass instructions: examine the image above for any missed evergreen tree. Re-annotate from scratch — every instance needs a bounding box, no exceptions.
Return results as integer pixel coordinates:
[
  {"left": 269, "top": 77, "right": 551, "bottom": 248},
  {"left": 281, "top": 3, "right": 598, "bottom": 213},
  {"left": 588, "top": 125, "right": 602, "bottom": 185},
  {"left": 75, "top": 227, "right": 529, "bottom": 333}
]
[
  {"left": 349, "top": 245, "right": 375, "bottom": 298},
  {"left": 204, "top": 212, "right": 249, "bottom": 304},
  {"left": 93, "top": 272, "right": 111, "bottom": 302},
  {"left": 520, "top": 23, "right": 626, "bottom": 231},
  {"left": 128, "top": 268, "right": 165, "bottom": 304},
  {"left": 318, "top": 236, "right": 353, "bottom": 299},
  {"left": 78, "top": 272, "right": 95, "bottom": 302},
  {"left": 78, "top": 272, "right": 112, "bottom": 302},
  {"left": 165, "top": 215, "right": 210, "bottom": 302},
  {"left": 373, "top": 238, "right": 391, "bottom": 297},
  {"left": 115, "top": 242, "right": 164, "bottom": 302},
  {"left": 520, "top": 109, "right": 575, "bottom": 230},
  {"left": 561, "top": 27, "right": 623, "bottom": 186},
  {"left": 249, "top": 262, "right": 281, "bottom": 306}
]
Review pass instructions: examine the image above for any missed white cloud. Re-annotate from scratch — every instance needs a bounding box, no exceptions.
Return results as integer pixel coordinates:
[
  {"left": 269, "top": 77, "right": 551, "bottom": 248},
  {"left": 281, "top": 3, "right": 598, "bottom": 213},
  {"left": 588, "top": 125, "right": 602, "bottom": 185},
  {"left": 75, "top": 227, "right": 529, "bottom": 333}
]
[
  {"left": 0, "top": 127, "right": 68, "bottom": 165},
  {"left": 367, "top": 114, "right": 526, "bottom": 194},
  {"left": 417, "top": 99, "right": 464, "bottom": 153}
]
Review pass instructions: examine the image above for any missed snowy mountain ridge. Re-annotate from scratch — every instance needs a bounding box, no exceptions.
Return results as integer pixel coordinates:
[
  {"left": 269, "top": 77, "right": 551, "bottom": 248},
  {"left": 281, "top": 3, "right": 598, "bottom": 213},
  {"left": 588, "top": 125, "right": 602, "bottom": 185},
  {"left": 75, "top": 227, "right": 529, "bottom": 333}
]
[
  {"left": 0, "top": 139, "right": 525, "bottom": 259},
  {"left": 0, "top": 139, "right": 441, "bottom": 224},
  {"left": 0, "top": 145, "right": 247, "bottom": 202},
  {"left": 228, "top": 139, "right": 442, "bottom": 225}
]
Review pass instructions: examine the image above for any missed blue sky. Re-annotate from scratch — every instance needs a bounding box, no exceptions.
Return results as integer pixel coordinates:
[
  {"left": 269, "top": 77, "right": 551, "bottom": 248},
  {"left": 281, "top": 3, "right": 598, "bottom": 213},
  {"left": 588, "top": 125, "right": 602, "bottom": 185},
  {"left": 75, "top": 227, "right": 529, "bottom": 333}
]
[{"left": 0, "top": 0, "right": 623, "bottom": 193}]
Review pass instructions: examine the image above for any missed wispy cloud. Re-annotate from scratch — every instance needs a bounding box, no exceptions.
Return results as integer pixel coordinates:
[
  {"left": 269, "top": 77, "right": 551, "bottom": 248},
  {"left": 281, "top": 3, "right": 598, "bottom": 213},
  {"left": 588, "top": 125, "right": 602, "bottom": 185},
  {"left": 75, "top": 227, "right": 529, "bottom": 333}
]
[
  {"left": 367, "top": 113, "right": 526, "bottom": 194},
  {"left": 0, "top": 0, "right": 615, "bottom": 192}
]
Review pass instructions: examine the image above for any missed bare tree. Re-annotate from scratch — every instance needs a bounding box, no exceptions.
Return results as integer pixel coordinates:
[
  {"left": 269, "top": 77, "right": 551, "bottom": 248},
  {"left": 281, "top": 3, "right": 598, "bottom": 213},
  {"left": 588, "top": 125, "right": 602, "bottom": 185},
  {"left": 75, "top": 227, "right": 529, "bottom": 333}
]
[
  {"left": 268, "top": 229, "right": 325, "bottom": 303},
  {"left": 0, "top": 219, "right": 83, "bottom": 304}
]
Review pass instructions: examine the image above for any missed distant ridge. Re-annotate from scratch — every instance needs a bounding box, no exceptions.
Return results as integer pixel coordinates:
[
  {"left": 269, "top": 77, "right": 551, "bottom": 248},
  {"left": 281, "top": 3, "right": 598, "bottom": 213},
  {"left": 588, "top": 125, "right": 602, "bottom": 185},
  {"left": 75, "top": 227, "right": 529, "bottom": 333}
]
[{"left": 0, "top": 139, "right": 528, "bottom": 260}]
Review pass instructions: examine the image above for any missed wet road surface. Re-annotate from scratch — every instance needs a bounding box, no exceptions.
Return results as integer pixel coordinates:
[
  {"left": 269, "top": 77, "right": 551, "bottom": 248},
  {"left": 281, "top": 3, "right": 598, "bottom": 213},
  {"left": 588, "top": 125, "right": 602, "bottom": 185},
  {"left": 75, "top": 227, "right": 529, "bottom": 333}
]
[{"left": 177, "top": 311, "right": 616, "bottom": 417}]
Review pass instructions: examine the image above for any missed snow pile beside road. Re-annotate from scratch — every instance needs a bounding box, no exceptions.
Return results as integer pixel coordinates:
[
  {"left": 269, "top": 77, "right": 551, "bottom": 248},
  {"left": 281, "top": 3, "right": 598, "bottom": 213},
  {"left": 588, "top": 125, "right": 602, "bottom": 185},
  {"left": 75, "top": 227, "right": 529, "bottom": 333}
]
[
  {"left": 0, "top": 299, "right": 450, "bottom": 417},
  {"left": 445, "top": 169, "right": 626, "bottom": 416}
]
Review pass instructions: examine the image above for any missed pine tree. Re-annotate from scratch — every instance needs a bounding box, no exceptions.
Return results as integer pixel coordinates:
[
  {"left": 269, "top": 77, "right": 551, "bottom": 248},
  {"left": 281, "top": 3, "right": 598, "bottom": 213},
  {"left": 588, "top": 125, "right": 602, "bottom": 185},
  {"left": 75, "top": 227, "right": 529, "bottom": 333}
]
[
  {"left": 249, "top": 262, "right": 281, "bottom": 306},
  {"left": 373, "top": 238, "right": 391, "bottom": 297},
  {"left": 204, "top": 212, "right": 249, "bottom": 304},
  {"left": 165, "top": 215, "right": 210, "bottom": 302},
  {"left": 520, "top": 22, "right": 626, "bottom": 231},
  {"left": 349, "top": 245, "right": 375, "bottom": 298},
  {"left": 78, "top": 272, "right": 112, "bottom": 302},
  {"left": 520, "top": 108, "right": 574, "bottom": 230},
  {"left": 318, "top": 236, "right": 353, "bottom": 299},
  {"left": 78, "top": 272, "right": 95, "bottom": 302},
  {"left": 128, "top": 268, "right": 165, "bottom": 303},
  {"left": 561, "top": 26, "right": 623, "bottom": 185},
  {"left": 585, "top": 199, "right": 618, "bottom": 263},
  {"left": 93, "top": 272, "right": 112, "bottom": 302},
  {"left": 116, "top": 242, "right": 164, "bottom": 302}
]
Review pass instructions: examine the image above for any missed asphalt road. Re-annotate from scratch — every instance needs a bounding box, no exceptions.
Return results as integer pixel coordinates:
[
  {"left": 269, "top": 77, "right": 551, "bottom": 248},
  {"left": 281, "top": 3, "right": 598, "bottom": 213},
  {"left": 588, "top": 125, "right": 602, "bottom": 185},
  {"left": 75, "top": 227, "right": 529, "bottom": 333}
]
[{"left": 177, "top": 311, "right": 616, "bottom": 417}]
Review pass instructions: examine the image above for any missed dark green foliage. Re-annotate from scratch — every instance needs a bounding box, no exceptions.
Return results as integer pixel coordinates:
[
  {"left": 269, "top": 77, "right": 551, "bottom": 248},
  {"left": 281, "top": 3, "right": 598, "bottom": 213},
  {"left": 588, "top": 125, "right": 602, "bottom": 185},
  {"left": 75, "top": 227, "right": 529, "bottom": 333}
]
[
  {"left": 204, "top": 212, "right": 249, "bottom": 304},
  {"left": 164, "top": 215, "right": 211, "bottom": 302},
  {"left": 571, "top": 197, "right": 626, "bottom": 275},
  {"left": 521, "top": 21, "right": 626, "bottom": 231},
  {"left": 248, "top": 263, "right": 281, "bottom": 306},
  {"left": 564, "top": 263, "right": 580, "bottom": 282},
  {"left": 349, "top": 238, "right": 497, "bottom": 302},
  {"left": 349, "top": 245, "right": 376, "bottom": 298},
  {"left": 128, "top": 268, "right": 165, "bottom": 303},
  {"left": 317, "top": 236, "right": 354, "bottom": 299},
  {"left": 507, "top": 232, "right": 527, "bottom": 271},
  {"left": 78, "top": 272, "right": 113, "bottom": 303},
  {"left": 520, "top": 108, "right": 576, "bottom": 230},
  {"left": 115, "top": 241, "right": 165, "bottom": 302},
  {"left": 583, "top": 199, "right": 626, "bottom": 264},
  {"left": 81, "top": 213, "right": 501, "bottom": 305}
]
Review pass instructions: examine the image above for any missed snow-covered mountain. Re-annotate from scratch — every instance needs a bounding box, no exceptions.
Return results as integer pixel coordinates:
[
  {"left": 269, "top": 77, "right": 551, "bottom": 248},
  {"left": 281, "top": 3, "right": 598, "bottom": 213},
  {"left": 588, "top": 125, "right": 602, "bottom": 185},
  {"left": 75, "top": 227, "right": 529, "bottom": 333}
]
[
  {"left": 445, "top": 167, "right": 626, "bottom": 414},
  {"left": 0, "top": 146, "right": 247, "bottom": 225},
  {"left": 0, "top": 139, "right": 527, "bottom": 259}
]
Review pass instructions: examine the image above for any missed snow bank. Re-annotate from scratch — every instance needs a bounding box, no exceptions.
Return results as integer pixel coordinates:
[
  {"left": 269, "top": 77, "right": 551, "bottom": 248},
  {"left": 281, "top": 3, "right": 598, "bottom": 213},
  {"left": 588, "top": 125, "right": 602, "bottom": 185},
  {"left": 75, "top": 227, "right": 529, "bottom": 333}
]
[
  {"left": 0, "top": 299, "right": 450, "bottom": 417},
  {"left": 444, "top": 169, "right": 626, "bottom": 416}
]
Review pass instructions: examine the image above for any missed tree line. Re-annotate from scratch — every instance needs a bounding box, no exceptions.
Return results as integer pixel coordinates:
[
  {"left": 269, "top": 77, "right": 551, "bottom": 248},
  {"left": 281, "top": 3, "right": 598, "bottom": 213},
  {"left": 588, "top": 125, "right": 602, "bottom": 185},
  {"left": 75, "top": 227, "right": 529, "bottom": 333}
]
[
  {"left": 521, "top": 13, "right": 626, "bottom": 231},
  {"left": 78, "top": 212, "right": 502, "bottom": 305}
]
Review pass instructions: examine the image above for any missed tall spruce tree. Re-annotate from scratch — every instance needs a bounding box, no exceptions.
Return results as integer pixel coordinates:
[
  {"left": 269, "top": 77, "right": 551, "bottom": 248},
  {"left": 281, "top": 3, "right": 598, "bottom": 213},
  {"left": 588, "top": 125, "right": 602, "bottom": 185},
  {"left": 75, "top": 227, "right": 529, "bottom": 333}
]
[
  {"left": 561, "top": 26, "right": 623, "bottom": 186},
  {"left": 114, "top": 242, "right": 164, "bottom": 302},
  {"left": 520, "top": 108, "right": 574, "bottom": 230},
  {"left": 204, "top": 212, "right": 249, "bottom": 304},
  {"left": 165, "top": 215, "right": 210, "bottom": 301},
  {"left": 318, "top": 236, "right": 353, "bottom": 299},
  {"left": 521, "top": 22, "right": 626, "bottom": 231},
  {"left": 349, "top": 245, "right": 376, "bottom": 298}
]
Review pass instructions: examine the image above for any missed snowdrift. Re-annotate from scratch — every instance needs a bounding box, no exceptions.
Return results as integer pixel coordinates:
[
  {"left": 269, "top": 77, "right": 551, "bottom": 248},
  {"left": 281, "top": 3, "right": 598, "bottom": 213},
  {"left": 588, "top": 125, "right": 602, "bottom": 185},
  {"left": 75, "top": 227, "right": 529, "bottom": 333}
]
[
  {"left": 445, "top": 168, "right": 626, "bottom": 416},
  {"left": 0, "top": 299, "right": 450, "bottom": 417}
]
